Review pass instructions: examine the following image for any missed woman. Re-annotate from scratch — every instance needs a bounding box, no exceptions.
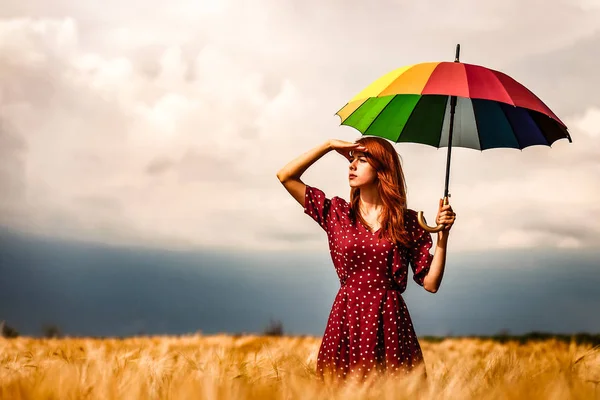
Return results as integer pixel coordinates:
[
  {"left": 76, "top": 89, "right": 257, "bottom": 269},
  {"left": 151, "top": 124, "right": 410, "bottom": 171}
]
[{"left": 276, "top": 137, "right": 456, "bottom": 381}]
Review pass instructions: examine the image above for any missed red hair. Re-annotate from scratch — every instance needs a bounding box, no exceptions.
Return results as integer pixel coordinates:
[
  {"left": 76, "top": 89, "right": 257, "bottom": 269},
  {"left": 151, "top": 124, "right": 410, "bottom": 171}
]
[{"left": 349, "top": 136, "right": 411, "bottom": 248}]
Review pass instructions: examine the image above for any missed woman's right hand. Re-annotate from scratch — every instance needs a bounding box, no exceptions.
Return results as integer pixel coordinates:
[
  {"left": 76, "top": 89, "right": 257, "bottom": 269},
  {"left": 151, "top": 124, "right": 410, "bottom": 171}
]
[{"left": 329, "top": 139, "right": 368, "bottom": 162}]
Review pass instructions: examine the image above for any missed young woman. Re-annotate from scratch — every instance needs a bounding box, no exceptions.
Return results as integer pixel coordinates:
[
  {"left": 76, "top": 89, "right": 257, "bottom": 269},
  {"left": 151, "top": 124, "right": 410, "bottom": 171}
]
[{"left": 276, "top": 137, "right": 456, "bottom": 381}]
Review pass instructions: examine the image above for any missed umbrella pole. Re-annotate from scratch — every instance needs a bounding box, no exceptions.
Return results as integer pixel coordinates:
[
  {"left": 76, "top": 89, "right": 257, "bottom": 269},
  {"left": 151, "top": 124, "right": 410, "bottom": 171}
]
[
  {"left": 417, "top": 45, "right": 459, "bottom": 232},
  {"left": 443, "top": 44, "right": 460, "bottom": 204},
  {"left": 444, "top": 96, "right": 456, "bottom": 205}
]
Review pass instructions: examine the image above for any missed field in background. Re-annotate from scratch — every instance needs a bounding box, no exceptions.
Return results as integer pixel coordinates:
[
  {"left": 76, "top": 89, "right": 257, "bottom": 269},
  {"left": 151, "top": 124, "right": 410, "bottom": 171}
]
[{"left": 1, "top": 335, "right": 599, "bottom": 399}]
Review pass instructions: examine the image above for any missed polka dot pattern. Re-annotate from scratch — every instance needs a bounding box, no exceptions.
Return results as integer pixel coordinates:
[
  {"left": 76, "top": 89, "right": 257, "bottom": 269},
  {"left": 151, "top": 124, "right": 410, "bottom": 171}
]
[{"left": 304, "top": 185, "right": 433, "bottom": 381}]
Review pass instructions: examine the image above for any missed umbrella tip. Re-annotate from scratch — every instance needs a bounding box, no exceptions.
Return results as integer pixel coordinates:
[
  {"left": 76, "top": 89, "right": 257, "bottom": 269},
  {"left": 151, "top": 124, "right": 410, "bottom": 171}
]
[{"left": 455, "top": 44, "right": 461, "bottom": 62}]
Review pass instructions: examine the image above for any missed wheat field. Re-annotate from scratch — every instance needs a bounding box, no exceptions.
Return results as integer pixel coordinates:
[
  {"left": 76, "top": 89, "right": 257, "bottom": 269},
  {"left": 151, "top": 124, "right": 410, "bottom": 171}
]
[{"left": 1, "top": 334, "right": 599, "bottom": 400}]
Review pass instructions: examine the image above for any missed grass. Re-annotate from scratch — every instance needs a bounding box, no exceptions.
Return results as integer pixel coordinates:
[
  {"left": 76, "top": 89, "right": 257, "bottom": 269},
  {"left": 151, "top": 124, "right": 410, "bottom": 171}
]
[{"left": 1, "top": 334, "right": 599, "bottom": 399}]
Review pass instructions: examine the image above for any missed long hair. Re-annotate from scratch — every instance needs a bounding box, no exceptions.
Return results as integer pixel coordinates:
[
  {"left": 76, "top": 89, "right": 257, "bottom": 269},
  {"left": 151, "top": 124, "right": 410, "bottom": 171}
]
[{"left": 349, "top": 136, "right": 412, "bottom": 248}]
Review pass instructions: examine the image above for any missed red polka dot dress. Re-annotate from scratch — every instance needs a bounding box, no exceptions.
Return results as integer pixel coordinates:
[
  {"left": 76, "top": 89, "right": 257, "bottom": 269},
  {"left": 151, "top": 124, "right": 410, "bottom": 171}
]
[{"left": 304, "top": 185, "right": 433, "bottom": 381}]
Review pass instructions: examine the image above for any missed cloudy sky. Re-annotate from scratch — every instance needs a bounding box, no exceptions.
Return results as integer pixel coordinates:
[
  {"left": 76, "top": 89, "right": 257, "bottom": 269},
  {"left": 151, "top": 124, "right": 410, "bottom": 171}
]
[{"left": 1, "top": 0, "right": 599, "bottom": 255}]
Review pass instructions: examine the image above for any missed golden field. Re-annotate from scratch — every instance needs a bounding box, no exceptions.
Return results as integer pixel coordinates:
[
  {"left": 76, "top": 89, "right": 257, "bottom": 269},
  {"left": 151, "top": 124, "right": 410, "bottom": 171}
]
[{"left": 1, "top": 334, "right": 599, "bottom": 400}]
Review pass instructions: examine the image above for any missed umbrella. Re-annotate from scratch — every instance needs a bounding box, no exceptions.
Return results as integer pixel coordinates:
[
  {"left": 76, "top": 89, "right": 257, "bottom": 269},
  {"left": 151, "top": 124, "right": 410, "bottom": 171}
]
[{"left": 336, "top": 44, "right": 572, "bottom": 232}]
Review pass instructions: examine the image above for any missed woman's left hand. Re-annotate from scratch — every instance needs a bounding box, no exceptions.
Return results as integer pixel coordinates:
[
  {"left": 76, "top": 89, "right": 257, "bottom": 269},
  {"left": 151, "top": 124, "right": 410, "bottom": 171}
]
[{"left": 436, "top": 199, "right": 456, "bottom": 231}]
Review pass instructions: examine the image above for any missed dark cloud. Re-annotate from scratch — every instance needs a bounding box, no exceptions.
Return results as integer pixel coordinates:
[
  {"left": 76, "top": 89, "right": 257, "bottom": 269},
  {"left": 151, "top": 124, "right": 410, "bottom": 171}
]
[
  {"left": 520, "top": 215, "right": 599, "bottom": 245},
  {"left": 2, "top": 230, "right": 600, "bottom": 337}
]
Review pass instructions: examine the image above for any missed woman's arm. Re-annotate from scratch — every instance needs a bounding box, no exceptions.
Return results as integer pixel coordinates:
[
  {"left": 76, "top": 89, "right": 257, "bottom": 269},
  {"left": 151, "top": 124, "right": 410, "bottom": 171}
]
[
  {"left": 276, "top": 139, "right": 365, "bottom": 206},
  {"left": 423, "top": 200, "right": 455, "bottom": 292},
  {"left": 276, "top": 140, "right": 333, "bottom": 206},
  {"left": 423, "top": 233, "right": 449, "bottom": 293}
]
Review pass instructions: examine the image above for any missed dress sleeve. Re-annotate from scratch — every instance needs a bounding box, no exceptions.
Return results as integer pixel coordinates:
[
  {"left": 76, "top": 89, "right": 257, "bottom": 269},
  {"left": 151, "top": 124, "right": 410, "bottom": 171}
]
[
  {"left": 407, "top": 211, "right": 434, "bottom": 287},
  {"left": 304, "top": 185, "right": 335, "bottom": 232}
]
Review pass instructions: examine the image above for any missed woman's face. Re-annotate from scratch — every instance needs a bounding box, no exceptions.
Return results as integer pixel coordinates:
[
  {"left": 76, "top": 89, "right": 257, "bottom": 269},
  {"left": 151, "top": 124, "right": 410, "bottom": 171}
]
[{"left": 348, "top": 151, "right": 377, "bottom": 188}]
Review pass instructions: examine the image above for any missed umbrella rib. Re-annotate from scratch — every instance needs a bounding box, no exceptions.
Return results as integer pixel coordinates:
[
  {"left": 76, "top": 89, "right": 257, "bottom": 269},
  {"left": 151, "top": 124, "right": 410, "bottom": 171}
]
[
  {"left": 488, "top": 70, "right": 517, "bottom": 107},
  {"left": 404, "top": 95, "right": 444, "bottom": 145},
  {"left": 526, "top": 109, "right": 552, "bottom": 146},
  {"left": 497, "top": 103, "right": 524, "bottom": 150},
  {"left": 471, "top": 100, "right": 484, "bottom": 153},
  {"left": 439, "top": 95, "right": 451, "bottom": 147},
  {"left": 360, "top": 96, "right": 397, "bottom": 136},
  {"left": 491, "top": 70, "right": 566, "bottom": 127}
]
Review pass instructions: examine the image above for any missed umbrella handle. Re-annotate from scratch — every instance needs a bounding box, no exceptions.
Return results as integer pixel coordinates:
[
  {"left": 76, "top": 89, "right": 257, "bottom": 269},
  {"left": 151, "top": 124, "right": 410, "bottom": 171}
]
[{"left": 416, "top": 196, "right": 450, "bottom": 233}]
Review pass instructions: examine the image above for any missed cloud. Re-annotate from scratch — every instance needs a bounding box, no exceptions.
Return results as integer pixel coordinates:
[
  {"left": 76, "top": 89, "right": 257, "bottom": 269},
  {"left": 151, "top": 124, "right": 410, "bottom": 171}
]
[
  {"left": 572, "top": 107, "right": 600, "bottom": 138},
  {"left": 0, "top": 115, "right": 28, "bottom": 217},
  {"left": 505, "top": 29, "right": 600, "bottom": 117},
  {"left": 0, "top": 0, "right": 599, "bottom": 253}
]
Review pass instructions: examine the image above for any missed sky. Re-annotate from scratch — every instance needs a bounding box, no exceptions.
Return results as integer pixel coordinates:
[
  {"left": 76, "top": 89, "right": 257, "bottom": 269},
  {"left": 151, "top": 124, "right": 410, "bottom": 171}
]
[{"left": 1, "top": 0, "right": 599, "bottom": 255}]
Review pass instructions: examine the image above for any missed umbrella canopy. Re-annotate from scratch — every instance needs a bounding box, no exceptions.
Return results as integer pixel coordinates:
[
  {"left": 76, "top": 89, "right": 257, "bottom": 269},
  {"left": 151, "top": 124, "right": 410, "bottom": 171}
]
[{"left": 337, "top": 61, "right": 571, "bottom": 150}]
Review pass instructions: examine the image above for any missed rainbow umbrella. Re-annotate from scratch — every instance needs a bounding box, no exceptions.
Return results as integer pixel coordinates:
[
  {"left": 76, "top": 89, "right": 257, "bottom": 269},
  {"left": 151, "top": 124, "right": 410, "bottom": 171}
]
[{"left": 336, "top": 44, "right": 572, "bottom": 232}]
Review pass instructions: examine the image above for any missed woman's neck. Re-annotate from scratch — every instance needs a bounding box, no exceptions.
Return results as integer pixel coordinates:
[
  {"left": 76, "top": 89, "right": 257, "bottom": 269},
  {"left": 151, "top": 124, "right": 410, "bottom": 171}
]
[{"left": 359, "top": 185, "right": 383, "bottom": 215}]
